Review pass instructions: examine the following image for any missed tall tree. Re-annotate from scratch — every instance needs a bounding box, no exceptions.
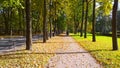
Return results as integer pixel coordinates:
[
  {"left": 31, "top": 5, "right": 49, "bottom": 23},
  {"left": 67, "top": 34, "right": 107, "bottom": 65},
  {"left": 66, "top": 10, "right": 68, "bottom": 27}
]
[
  {"left": 112, "top": 0, "right": 118, "bottom": 50},
  {"left": 25, "top": 0, "right": 32, "bottom": 50},
  {"left": 43, "top": 0, "right": 47, "bottom": 43},
  {"left": 92, "top": 0, "right": 96, "bottom": 42}
]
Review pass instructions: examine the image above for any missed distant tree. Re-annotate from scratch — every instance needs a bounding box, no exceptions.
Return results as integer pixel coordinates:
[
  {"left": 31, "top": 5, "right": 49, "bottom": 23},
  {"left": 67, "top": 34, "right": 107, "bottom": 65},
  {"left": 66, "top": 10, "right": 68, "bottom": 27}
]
[
  {"left": 112, "top": 0, "right": 118, "bottom": 50},
  {"left": 25, "top": 0, "right": 32, "bottom": 50}
]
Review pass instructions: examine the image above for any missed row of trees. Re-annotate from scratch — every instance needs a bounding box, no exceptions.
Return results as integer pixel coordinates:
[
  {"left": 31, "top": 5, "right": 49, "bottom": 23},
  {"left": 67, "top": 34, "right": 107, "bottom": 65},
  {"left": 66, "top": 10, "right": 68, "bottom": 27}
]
[
  {"left": 0, "top": 0, "right": 67, "bottom": 50},
  {"left": 68, "top": 0, "right": 119, "bottom": 50},
  {"left": 0, "top": 0, "right": 119, "bottom": 50}
]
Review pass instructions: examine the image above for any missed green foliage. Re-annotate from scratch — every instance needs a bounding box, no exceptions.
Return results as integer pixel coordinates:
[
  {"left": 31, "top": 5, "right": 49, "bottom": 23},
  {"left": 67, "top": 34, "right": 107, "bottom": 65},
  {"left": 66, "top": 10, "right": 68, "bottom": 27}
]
[
  {"left": 1, "top": 0, "right": 24, "bottom": 8},
  {"left": 0, "top": 0, "right": 114, "bottom": 35},
  {"left": 57, "top": 11, "right": 66, "bottom": 31},
  {"left": 71, "top": 34, "right": 120, "bottom": 68}
]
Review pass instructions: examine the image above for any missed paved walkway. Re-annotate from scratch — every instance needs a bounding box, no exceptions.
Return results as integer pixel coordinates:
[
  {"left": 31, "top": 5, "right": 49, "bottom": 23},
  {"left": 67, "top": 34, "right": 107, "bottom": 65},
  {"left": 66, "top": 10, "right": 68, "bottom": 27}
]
[
  {"left": 45, "top": 35, "right": 102, "bottom": 68},
  {"left": 0, "top": 35, "right": 42, "bottom": 52}
]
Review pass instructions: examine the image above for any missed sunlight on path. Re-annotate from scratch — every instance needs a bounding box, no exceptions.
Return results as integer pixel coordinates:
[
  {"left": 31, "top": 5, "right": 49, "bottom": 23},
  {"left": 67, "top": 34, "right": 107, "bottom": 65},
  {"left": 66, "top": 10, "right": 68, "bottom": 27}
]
[{"left": 45, "top": 34, "right": 102, "bottom": 68}]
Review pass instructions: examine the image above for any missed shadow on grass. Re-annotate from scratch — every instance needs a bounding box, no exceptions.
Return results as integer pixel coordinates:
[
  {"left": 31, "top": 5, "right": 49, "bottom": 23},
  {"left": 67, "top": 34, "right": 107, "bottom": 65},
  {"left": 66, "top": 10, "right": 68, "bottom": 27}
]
[{"left": 89, "top": 49, "right": 112, "bottom": 52}]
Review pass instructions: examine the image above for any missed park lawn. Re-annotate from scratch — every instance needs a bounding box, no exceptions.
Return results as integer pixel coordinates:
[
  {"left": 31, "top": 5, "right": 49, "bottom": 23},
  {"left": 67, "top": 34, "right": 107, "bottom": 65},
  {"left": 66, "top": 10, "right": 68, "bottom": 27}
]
[
  {"left": 71, "top": 34, "right": 120, "bottom": 68},
  {"left": 0, "top": 36, "right": 63, "bottom": 68}
]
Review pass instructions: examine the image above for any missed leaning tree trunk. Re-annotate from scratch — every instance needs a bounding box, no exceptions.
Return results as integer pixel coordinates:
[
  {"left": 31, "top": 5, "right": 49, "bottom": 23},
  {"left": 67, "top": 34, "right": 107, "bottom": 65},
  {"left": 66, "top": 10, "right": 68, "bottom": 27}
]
[
  {"left": 112, "top": 0, "right": 118, "bottom": 50},
  {"left": 80, "top": 0, "right": 84, "bottom": 37},
  {"left": 43, "top": 0, "right": 47, "bottom": 43},
  {"left": 92, "top": 0, "right": 96, "bottom": 42},
  {"left": 25, "top": 0, "right": 32, "bottom": 50},
  {"left": 84, "top": 0, "right": 88, "bottom": 38}
]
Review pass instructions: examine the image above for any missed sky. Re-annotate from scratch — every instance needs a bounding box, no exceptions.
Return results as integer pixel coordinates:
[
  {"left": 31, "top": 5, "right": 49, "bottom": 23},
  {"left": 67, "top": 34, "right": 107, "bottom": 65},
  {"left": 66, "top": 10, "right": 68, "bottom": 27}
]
[{"left": 118, "top": 2, "right": 120, "bottom": 10}]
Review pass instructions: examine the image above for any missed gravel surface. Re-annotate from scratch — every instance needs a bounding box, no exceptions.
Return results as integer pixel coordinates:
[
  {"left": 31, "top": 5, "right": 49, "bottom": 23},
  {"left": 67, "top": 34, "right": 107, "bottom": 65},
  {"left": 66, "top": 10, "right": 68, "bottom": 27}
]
[{"left": 45, "top": 36, "right": 102, "bottom": 68}]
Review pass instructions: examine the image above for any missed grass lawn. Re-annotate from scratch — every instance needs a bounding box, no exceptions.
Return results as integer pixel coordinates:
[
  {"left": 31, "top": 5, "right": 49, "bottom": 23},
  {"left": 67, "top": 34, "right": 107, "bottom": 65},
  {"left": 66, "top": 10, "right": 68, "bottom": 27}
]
[
  {"left": 0, "top": 36, "right": 63, "bottom": 68},
  {"left": 71, "top": 33, "right": 120, "bottom": 68}
]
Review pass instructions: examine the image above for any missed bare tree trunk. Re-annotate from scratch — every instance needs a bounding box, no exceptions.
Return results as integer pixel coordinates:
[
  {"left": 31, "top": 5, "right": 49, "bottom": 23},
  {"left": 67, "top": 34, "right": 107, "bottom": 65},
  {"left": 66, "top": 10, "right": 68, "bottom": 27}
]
[
  {"left": 50, "top": 0, "right": 52, "bottom": 38},
  {"left": 22, "top": 9, "right": 26, "bottom": 36},
  {"left": 50, "top": 19, "right": 52, "bottom": 38},
  {"left": 54, "top": 0, "right": 57, "bottom": 36},
  {"left": 112, "top": 0, "right": 118, "bottom": 50},
  {"left": 2, "top": 8, "right": 10, "bottom": 35},
  {"left": 74, "top": 10, "right": 77, "bottom": 34},
  {"left": 84, "top": 0, "right": 88, "bottom": 38},
  {"left": 80, "top": 0, "right": 84, "bottom": 37},
  {"left": 25, "top": 0, "right": 32, "bottom": 50},
  {"left": 18, "top": 8, "right": 22, "bottom": 35},
  {"left": 92, "top": 0, "right": 96, "bottom": 42},
  {"left": 43, "top": 0, "right": 47, "bottom": 43}
]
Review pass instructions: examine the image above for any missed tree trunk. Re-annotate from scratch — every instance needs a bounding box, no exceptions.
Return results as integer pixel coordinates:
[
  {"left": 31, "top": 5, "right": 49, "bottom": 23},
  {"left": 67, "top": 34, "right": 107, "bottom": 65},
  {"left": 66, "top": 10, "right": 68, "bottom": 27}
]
[
  {"left": 74, "top": 10, "right": 77, "bottom": 34},
  {"left": 50, "top": 0, "right": 52, "bottom": 38},
  {"left": 80, "top": 0, "right": 84, "bottom": 37},
  {"left": 46, "top": 30, "right": 48, "bottom": 40},
  {"left": 84, "top": 0, "right": 88, "bottom": 38},
  {"left": 112, "top": 0, "right": 118, "bottom": 50},
  {"left": 25, "top": 0, "right": 32, "bottom": 50},
  {"left": 22, "top": 9, "right": 26, "bottom": 36},
  {"left": 50, "top": 19, "right": 52, "bottom": 38},
  {"left": 43, "top": 0, "right": 47, "bottom": 43},
  {"left": 18, "top": 8, "right": 22, "bottom": 35},
  {"left": 92, "top": 0, "right": 96, "bottom": 42},
  {"left": 2, "top": 8, "right": 10, "bottom": 35},
  {"left": 54, "top": 0, "right": 57, "bottom": 36}
]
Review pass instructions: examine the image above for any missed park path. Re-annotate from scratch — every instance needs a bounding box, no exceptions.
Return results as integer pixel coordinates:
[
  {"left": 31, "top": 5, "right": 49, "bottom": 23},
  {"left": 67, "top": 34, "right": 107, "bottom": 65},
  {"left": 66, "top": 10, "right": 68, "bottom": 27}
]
[{"left": 45, "top": 34, "right": 102, "bottom": 68}]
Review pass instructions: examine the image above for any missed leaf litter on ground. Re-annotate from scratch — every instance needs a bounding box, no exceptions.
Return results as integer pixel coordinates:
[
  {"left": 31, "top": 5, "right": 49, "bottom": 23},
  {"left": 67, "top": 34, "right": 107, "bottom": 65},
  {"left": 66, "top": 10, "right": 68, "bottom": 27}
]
[{"left": 0, "top": 36, "right": 65, "bottom": 68}]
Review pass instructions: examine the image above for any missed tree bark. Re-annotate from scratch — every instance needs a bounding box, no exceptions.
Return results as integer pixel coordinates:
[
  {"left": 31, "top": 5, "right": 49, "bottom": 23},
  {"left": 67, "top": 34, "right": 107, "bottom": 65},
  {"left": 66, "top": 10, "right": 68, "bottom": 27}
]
[
  {"left": 80, "top": 0, "right": 84, "bottom": 37},
  {"left": 2, "top": 8, "right": 10, "bottom": 35},
  {"left": 18, "top": 8, "right": 22, "bottom": 35},
  {"left": 43, "top": 0, "right": 47, "bottom": 43},
  {"left": 92, "top": 0, "right": 96, "bottom": 42},
  {"left": 50, "top": 0, "right": 52, "bottom": 38},
  {"left": 54, "top": 0, "right": 57, "bottom": 36},
  {"left": 84, "top": 0, "right": 88, "bottom": 38},
  {"left": 112, "top": 0, "right": 118, "bottom": 50},
  {"left": 25, "top": 0, "right": 32, "bottom": 50}
]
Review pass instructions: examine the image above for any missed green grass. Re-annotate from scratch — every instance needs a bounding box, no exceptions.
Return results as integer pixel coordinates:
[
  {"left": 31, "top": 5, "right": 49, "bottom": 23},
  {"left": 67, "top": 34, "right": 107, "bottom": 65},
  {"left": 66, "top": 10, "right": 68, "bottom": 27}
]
[{"left": 71, "top": 33, "right": 120, "bottom": 68}]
